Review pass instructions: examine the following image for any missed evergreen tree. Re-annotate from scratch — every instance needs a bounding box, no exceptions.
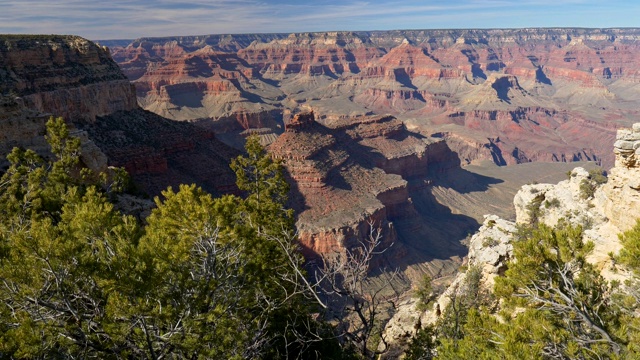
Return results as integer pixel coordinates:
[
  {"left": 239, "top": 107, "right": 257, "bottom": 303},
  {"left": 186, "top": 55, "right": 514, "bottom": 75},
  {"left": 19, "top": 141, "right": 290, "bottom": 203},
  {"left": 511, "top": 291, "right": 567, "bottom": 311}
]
[
  {"left": 433, "top": 222, "right": 638, "bottom": 359},
  {"left": 0, "top": 121, "right": 343, "bottom": 358}
]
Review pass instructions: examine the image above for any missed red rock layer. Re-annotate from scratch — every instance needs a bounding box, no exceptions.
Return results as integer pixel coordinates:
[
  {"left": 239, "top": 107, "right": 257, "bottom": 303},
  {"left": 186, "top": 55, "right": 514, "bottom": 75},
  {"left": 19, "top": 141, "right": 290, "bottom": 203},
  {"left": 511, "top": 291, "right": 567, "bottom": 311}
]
[
  {"left": 111, "top": 29, "right": 640, "bottom": 168},
  {"left": 269, "top": 112, "right": 458, "bottom": 257},
  {"left": 0, "top": 35, "right": 137, "bottom": 123}
]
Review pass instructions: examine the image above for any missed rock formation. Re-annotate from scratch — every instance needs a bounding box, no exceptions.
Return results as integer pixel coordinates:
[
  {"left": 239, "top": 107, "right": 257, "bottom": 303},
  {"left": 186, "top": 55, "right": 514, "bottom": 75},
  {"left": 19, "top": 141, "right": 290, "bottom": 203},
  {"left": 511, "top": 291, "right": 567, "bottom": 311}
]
[
  {"left": 0, "top": 35, "right": 137, "bottom": 123},
  {"left": 269, "top": 111, "right": 462, "bottom": 258},
  {"left": 383, "top": 122, "right": 640, "bottom": 351},
  {"left": 111, "top": 28, "right": 640, "bottom": 168},
  {"left": 0, "top": 35, "right": 238, "bottom": 197},
  {"left": 0, "top": 35, "right": 476, "bottom": 268}
]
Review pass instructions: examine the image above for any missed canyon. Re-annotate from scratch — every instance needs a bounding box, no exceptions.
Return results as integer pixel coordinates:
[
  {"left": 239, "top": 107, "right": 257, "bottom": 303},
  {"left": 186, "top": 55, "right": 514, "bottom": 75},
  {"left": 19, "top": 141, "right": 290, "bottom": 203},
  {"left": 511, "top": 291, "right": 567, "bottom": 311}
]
[
  {"left": 2, "top": 30, "right": 639, "bottom": 283},
  {"left": 0, "top": 35, "right": 238, "bottom": 198},
  {"left": 109, "top": 28, "right": 640, "bottom": 170},
  {"left": 2, "top": 29, "right": 639, "bottom": 358},
  {"left": 3, "top": 31, "right": 640, "bottom": 356}
]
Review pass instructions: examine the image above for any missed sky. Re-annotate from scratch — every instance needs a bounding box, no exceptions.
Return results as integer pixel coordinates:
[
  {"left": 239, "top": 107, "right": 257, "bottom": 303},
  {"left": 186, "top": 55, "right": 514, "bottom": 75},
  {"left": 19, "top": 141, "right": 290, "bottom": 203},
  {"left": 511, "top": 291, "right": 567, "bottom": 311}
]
[{"left": 0, "top": 0, "right": 638, "bottom": 40}]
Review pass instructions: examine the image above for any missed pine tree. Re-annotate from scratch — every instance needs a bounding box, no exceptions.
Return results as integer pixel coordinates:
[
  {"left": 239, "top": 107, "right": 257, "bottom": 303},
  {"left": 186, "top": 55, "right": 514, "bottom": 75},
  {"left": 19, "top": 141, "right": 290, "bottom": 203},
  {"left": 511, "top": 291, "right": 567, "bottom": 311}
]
[{"left": 0, "top": 122, "right": 343, "bottom": 358}]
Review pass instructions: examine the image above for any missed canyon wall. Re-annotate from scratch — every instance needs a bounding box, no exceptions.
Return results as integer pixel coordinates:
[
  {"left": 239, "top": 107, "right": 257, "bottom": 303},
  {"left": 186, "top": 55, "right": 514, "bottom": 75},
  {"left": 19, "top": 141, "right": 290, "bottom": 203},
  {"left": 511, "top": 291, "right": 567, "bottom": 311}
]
[
  {"left": 383, "top": 122, "right": 640, "bottom": 352},
  {"left": 270, "top": 111, "right": 464, "bottom": 259},
  {"left": 111, "top": 28, "right": 640, "bottom": 168},
  {"left": 0, "top": 35, "right": 238, "bottom": 197},
  {"left": 0, "top": 35, "right": 137, "bottom": 123}
]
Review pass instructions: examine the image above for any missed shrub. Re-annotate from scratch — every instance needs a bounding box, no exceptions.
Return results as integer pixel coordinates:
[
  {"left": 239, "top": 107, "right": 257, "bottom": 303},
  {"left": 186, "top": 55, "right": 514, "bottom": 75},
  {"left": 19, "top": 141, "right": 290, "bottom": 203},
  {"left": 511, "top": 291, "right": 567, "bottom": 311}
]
[
  {"left": 482, "top": 237, "right": 499, "bottom": 247},
  {"left": 526, "top": 194, "right": 545, "bottom": 225},
  {"left": 580, "top": 168, "right": 608, "bottom": 200},
  {"left": 544, "top": 197, "right": 561, "bottom": 208}
]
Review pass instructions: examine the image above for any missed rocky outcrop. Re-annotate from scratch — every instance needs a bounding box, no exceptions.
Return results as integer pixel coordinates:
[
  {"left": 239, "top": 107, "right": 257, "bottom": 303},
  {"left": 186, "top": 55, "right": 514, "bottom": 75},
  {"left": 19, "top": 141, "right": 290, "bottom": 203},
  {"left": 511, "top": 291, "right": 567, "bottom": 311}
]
[
  {"left": 269, "top": 112, "right": 460, "bottom": 258},
  {"left": 382, "top": 214, "right": 515, "bottom": 352},
  {"left": 599, "top": 124, "right": 640, "bottom": 231},
  {"left": 0, "top": 35, "right": 137, "bottom": 123},
  {"left": 0, "top": 35, "right": 239, "bottom": 198},
  {"left": 110, "top": 28, "right": 640, "bottom": 169},
  {"left": 383, "top": 122, "right": 640, "bottom": 351},
  {"left": 513, "top": 124, "right": 640, "bottom": 237},
  {"left": 271, "top": 112, "right": 408, "bottom": 256}
]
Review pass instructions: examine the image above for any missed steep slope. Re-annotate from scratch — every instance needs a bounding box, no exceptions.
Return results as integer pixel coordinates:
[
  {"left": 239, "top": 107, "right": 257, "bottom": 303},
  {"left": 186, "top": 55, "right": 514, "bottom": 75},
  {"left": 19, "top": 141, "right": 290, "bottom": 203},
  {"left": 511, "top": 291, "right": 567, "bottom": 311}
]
[
  {"left": 0, "top": 35, "right": 238, "bottom": 197},
  {"left": 383, "top": 122, "right": 640, "bottom": 350}
]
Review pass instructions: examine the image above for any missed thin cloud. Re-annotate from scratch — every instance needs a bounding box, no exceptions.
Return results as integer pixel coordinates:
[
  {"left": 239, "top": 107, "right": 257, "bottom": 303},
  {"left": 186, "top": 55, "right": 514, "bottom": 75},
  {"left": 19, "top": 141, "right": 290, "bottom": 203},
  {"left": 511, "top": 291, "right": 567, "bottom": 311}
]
[{"left": 0, "top": 0, "right": 636, "bottom": 39}]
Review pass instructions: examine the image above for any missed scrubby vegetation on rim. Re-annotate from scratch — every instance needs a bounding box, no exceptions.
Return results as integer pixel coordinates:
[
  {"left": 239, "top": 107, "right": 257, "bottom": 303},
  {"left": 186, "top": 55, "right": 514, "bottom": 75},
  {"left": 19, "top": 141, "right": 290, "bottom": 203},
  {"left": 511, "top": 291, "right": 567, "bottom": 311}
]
[{"left": 1, "top": 117, "right": 639, "bottom": 359}]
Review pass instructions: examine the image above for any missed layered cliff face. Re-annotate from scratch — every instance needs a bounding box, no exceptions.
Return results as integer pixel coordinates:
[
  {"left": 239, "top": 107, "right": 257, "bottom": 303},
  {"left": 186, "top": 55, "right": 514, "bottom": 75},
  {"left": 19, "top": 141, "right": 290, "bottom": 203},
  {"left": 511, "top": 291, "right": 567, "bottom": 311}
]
[
  {"left": 0, "top": 35, "right": 137, "bottom": 123},
  {"left": 383, "top": 122, "right": 640, "bottom": 350},
  {"left": 269, "top": 112, "right": 465, "bottom": 260},
  {"left": 112, "top": 28, "right": 640, "bottom": 168},
  {"left": 0, "top": 35, "right": 472, "bottom": 264},
  {"left": 0, "top": 35, "right": 238, "bottom": 197}
]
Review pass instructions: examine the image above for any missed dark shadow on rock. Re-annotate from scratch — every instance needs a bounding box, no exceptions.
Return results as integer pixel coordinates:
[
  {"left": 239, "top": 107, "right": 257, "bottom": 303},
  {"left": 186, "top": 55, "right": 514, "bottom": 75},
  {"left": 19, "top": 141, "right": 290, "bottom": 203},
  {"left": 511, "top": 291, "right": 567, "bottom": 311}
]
[
  {"left": 86, "top": 109, "right": 239, "bottom": 198},
  {"left": 395, "top": 186, "right": 476, "bottom": 259},
  {"left": 169, "top": 87, "right": 205, "bottom": 108},
  {"left": 430, "top": 166, "right": 503, "bottom": 194},
  {"left": 491, "top": 76, "right": 512, "bottom": 104},
  {"left": 487, "top": 140, "right": 508, "bottom": 166},
  {"left": 325, "top": 163, "right": 354, "bottom": 191},
  {"left": 393, "top": 68, "right": 417, "bottom": 90},
  {"left": 186, "top": 56, "right": 214, "bottom": 78},
  {"left": 485, "top": 62, "right": 505, "bottom": 71},
  {"left": 283, "top": 168, "right": 311, "bottom": 216},
  {"left": 471, "top": 63, "right": 487, "bottom": 80},
  {"left": 536, "top": 66, "right": 552, "bottom": 85}
]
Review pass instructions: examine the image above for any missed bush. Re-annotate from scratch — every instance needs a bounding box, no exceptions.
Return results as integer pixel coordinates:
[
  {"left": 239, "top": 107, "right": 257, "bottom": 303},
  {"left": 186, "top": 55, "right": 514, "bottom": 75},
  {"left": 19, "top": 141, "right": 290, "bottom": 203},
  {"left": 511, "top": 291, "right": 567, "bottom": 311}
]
[
  {"left": 482, "top": 237, "right": 499, "bottom": 247},
  {"left": 580, "top": 168, "right": 608, "bottom": 200},
  {"left": 544, "top": 197, "right": 561, "bottom": 208},
  {"left": 526, "top": 194, "right": 545, "bottom": 225}
]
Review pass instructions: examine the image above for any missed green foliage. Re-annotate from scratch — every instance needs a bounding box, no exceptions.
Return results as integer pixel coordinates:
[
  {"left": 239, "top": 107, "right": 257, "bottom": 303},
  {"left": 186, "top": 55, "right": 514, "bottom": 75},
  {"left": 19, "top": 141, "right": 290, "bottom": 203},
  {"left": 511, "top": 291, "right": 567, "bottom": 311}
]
[
  {"left": 589, "top": 168, "right": 608, "bottom": 185},
  {"left": 579, "top": 178, "right": 596, "bottom": 199},
  {"left": 579, "top": 168, "right": 608, "bottom": 200},
  {"left": 231, "top": 135, "right": 293, "bottom": 234},
  {"left": 407, "top": 265, "right": 490, "bottom": 358},
  {"left": 431, "top": 221, "right": 639, "bottom": 359},
  {"left": 482, "top": 236, "right": 498, "bottom": 247},
  {"left": 435, "top": 265, "right": 487, "bottom": 343},
  {"left": 416, "top": 274, "right": 435, "bottom": 311},
  {"left": 404, "top": 324, "right": 436, "bottom": 360},
  {"left": 617, "top": 219, "right": 640, "bottom": 272},
  {"left": 0, "top": 119, "right": 341, "bottom": 358},
  {"left": 544, "top": 197, "right": 561, "bottom": 208},
  {"left": 0, "top": 118, "right": 142, "bottom": 358},
  {"left": 525, "top": 193, "right": 545, "bottom": 225}
]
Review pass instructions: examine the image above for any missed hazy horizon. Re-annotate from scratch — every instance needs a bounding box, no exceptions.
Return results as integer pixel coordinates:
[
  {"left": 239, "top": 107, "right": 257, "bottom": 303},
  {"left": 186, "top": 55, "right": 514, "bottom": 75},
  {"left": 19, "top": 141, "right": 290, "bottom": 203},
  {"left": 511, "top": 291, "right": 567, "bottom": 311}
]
[{"left": 1, "top": 0, "right": 639, "bottom": 40}]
